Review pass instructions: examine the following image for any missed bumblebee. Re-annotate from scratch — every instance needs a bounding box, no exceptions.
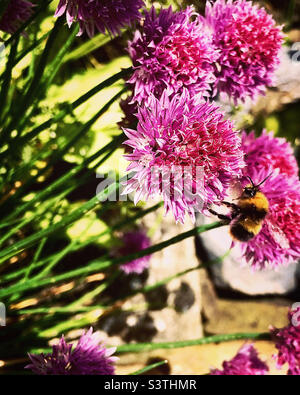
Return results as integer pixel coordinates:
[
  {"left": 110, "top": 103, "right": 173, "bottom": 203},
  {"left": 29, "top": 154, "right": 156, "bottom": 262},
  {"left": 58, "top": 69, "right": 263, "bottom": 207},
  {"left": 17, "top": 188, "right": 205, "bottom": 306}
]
[{"left": 209, "top": 175, "right": 271, "bottom": 242}]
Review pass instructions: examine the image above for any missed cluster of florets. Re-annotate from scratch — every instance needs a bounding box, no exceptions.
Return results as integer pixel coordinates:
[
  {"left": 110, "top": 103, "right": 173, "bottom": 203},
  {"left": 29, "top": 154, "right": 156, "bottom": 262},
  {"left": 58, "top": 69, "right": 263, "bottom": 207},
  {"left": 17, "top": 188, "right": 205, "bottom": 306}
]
[
  {"left": 51, "top": 1, "right": 284, "bottom": 105},
  {"left": 117, "top": 230, "right": 152, "bottom": 274},
  {"left": 0, "top": 0, "right": 34, "bottom": 34},
  {"left": 123, "top": 90, "right": 245, "bottom": 224},
  {"left": 271, "top": 307, "right": 300, "bottom": 375},
  {"left": 126, "top": 0, "right": 283, "bottom": 108},
  {"left": 210, "top": 344, "right": 269, "bottom": 375},
  {"left": 210, "top": 307, "right": 300, "bottom": 375},
  {"left": 26, "top": 328, "right": 117, "bottom": 375},
  {"left": 55, "top": 0, "right": 145, "bottom": 37},
  {"left": 127, "top": 6, "right": 219, "bottom": 105},
  {"left": 205, "top": 0, "right": 284, "bottom": 103},
  {"left": 241, "top": 130, "right": 299, "bottom": 178}
]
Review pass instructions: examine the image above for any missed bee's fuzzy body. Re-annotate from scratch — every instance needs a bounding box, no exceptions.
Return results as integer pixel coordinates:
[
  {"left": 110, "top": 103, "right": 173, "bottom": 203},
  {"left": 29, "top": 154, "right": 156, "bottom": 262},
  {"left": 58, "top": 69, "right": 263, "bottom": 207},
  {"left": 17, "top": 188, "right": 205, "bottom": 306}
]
[
  {"left": 230, "top": 191, "right": 269, "bottom": 242},
  {"left": 209, "top": 182, "right": 270, "bottom": 243}
]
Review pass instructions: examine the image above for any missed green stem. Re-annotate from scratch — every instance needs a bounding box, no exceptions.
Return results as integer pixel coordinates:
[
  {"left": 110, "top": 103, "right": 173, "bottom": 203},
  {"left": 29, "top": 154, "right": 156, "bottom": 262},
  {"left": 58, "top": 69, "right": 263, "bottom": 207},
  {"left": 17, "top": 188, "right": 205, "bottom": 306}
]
[
  {"left": 0, "top": 202, "right": 50, "bottom": 247},
  {"left": 24, "top": 237, "right": 48, "bottom": 281},
  {"left": 0, "top": 89, "right": 126, "bottom": 218},
  {"left": 22, "top": 204, "right": 64, "bottom": 282},
  {"left": 0, "top": 218, "right": 22, "bottom": 230},
  {"left": 0, "top": 221, "right": 223, "bottom": 298},
  {"left": 13, "top": 32, "right": 50, "bottom": 70},
  {"left": 116, "top": 333, "right": 271, "bottom": 353},
  {"left": 43, "top": 25, "right": 79, "bottom": 88},
  {"left": 4, "top": 0, "right": 54, "bottom": 47},
  {"left": 1, "top": 202, "right": 162, "bottom": 284},
  {"left": 12, "top": 306, "right": 106, "bottom": 315},
  {"left": 66, "top": 201, "right": 164, "bottom": 253},
  {"left": 0, "top": 180, "right": 121, "bottom": 264},
  {"left": 25, "top": 252, "right": 226, "bottom": 322},
  {"left": 0, "top": 36, "right": 19, "bottom": 121},
  {"left": 119, "top": 252, "right": 229, "bottom": 303},
  {"left": 34, "top": 240, "right": 78, "bottom": 280},
  {"left": 7, "top": 67, "right": 131, "bottom": 150},
  {"left": 0, "top": 18, "right": 64, "bottom": 144},
  {"left": 15, "top": 25, "right": 78, "bottom": 135},
  {"left": 24, "top": 22, "right": 39, "bottom": 91},
  {"left": 4, "top": 129, "right": 123, "bottom": 206},
  {"left": 21, "top": 25, "right": 80, "bottom": 130},
  {"left": 63, "top": 32, "right": 112, "bottom": 63},
  {"left": 130, "top": 361, "right": 168, "bottom": 375},
  {"left": 118, "top": 221, "right": 223, "bottom": 263},
  {"left": 67, "top": 271, "right": 120, "bottom": 308},
  {"left": 0, "top": 184, "right": 74, "bottom": 249}
]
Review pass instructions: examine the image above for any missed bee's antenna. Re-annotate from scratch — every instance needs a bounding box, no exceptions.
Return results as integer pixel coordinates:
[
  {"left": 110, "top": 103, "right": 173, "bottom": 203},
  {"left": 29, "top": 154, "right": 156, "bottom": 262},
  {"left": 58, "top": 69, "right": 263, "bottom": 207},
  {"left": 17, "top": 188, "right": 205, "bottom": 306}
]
[
  {"left": 247, "top": 176, "right": 255, "bottom": 187},
  {"left": 257, "top": 172, "right": 272, "bottom": 187}
]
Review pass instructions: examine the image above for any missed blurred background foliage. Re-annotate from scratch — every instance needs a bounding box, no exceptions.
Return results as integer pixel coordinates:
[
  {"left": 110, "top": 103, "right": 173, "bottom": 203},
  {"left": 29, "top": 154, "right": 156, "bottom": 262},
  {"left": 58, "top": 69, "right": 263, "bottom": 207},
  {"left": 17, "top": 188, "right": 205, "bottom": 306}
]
[{"left": 0, "top": 0, "right": 299, "bottom": 374}]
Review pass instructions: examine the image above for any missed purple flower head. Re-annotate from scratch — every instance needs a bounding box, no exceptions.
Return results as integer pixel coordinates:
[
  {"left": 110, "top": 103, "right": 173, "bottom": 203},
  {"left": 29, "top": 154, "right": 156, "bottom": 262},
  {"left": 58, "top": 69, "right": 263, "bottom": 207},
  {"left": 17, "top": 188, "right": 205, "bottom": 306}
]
[
  {"left": 271, "top": 307, "right": 300, "bottom": 375},
  {"left": 210, "top": 344, "right": 269, "bottom": 375},
  {"left": 127, "top": 6, "right": 219, "bottom": 105},
  {"left": 118, "top": 230, "right": 151, "bottom": 275},
  {"left": 123, "top": 90, "right": 245, "bottom": 224},
  {"left": 241, "top": 130, "right": 299, "bottom": 178},
  {"left": 0, "top": 0, "right": 34, "bottom": 34},
  {"left": 55, "top": 0, "right": 145, "bottom": 37},
  {"left": 205, "top": 0, "right": 284, "bottom": 103},
  {"left": 235, "top": 131, "right": 300, "bottom": 270},
  {"left": 26, "top": 328, "right": 117, "bottom": 375}
]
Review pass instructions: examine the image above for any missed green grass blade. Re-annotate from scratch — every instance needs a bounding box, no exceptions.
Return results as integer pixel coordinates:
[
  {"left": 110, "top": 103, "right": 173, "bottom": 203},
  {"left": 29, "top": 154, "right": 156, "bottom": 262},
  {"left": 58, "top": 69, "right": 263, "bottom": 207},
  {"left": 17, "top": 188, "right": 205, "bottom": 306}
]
[
  {"left": 13, "top": 32, "right": 50, "bottom": 69},
  {"left": 0, "top": 37, "right": 19, "bottom": 121},
  {"left": 0, "top": 202, "right": 162, "bottom": 284},
  {"left": 129, "top": 360, "right": 168, "bottom": 375},
  {"left": 0, "top": 221, "right": 223, "bottom": 298},
  {"left": 12, "top": 305, "right": 106, "bottom": 315},
  {"left": 0, "top": 89, "right": 126, "bottom": 218},
  {"left": 31, "top": 24, "right": 79, "bottom": 108},
  {"left": 12, "top": 67, "right": 131, "bottom": 148},
  {"left": 116, "top": 333, "right": 271, "bottom": 353},
  {"left": 0, "top": 181, "right": 120, "bottom": 263},
  {"left": 0, "top": 18, "right": 65, "bottom": 144},
  {"left": 63, "top": 32, "right": 112, "bottom": 63}
]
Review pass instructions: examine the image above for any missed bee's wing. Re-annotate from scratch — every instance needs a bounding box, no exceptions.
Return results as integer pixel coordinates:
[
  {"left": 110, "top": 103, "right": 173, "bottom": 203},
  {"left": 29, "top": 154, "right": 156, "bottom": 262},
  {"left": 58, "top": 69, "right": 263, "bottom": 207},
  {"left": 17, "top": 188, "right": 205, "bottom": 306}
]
[
  {"left": 228, "top": 180, "right": 244, "bottom": 200},
  {"left": 265, "top": 218, "right": 290, "bottom": 249}
]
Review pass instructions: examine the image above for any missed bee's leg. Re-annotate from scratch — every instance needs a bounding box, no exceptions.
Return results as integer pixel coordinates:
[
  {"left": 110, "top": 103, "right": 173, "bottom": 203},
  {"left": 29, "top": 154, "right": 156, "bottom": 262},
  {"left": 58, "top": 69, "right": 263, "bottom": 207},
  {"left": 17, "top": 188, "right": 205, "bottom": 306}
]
[
  {"left": 221, "top": 201, "right": 239, "bottom": 210},
  {"left": 221, "top": 201, "right": 240, "bottom": 220},
  {"left": 208, "top": 208, "right": 231, "bottom": 224}
]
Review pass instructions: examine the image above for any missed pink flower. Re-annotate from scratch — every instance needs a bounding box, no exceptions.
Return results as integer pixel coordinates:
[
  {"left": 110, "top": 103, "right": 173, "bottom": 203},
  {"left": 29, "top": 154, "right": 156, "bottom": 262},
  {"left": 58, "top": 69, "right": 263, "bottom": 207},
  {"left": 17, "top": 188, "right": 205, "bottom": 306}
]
[
  {"left": 127, "top": 6, "right": 218, "bottom": 105},
  {"left": 118, "top": 230, "right": 152, "bottom": 275},
  {"left": 205, "top": 0, "right": 284, "bottom": 103},
  {"left": 55, "top": 0, "right": 145, "bottom": 37},
  {"left": 210, "top": 344, "right": 269, "bottom": 375},
  {"left": 271, "top": 307, "right": 300, "bottom": 375},
  {"left": 26, "top": 328, "right": 117, "bottom": 375},
  {"left": 241, "top": 130, "right": 299, "bottom": 178},
  {"left": 0, "top": 0, "right": 34, "bottom": 34},
  {"left": 123, "top": 90, "right": 245, "bottom": 224}
]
